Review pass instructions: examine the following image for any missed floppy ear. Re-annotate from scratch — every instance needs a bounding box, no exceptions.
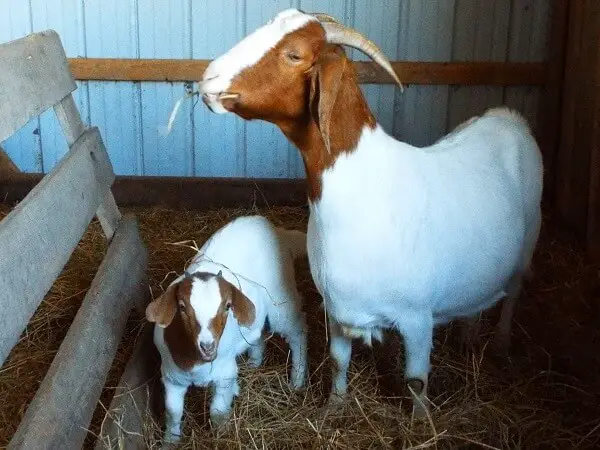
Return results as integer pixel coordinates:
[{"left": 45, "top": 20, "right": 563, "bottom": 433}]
[
  {"left": 231, "top": 285, "right": 256, "bottom": 327},
  {"left": 146, "top": 282, "right": 178, "bottom": 328},
  {"left": 219, "top": 277, "right": 256, "bottom": 327},
  {"left": 309, "top": 49, "right": 347, "bottom": 154}
]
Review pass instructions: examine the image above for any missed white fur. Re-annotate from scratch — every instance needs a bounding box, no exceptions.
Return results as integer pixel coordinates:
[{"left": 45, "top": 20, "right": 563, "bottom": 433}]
[
  {"left": 154, "top": 216, "right": 308, "bottom": 442},
  {"left": 189, "top": 278, "right": 222, "bottom": 348},
  {"left": 308, "top": 109, "right": 542, "bottom": 412},
  {"left": 200, "top": 8, "right": 316, "bottom": 113}
]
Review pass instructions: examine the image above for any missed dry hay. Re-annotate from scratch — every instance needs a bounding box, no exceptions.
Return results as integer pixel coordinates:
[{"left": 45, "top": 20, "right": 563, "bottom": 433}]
[{"left": 1, "top": 203, "right": 600, "bottom": 449}]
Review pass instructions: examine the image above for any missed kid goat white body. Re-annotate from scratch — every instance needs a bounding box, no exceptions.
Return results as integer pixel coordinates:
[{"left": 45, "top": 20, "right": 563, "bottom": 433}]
[{"left": 147, "top": 216, "right": 308, "bottom": 442}]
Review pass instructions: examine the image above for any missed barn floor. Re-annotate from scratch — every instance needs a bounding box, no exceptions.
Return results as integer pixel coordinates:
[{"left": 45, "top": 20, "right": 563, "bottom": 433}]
[{"left": 1, "top": 203, "right": 599, "bottom": 449}]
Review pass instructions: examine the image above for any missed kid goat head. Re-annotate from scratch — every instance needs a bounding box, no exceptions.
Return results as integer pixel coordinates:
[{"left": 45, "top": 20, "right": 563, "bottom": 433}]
[
  {"left": 146, "top": 271, "right": 255, "bottom": 369},
  {"left": 198, "top": 9, "right": 401, "bottom": 198}
]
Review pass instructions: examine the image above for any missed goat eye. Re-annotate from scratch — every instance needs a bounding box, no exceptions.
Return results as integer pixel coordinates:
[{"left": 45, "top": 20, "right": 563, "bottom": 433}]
[
  {"left": 225, "top": 302, "right": 231, "bottom": 311},
  {"left": 287, "top": 51, "right": 302, "bottom": 63}
]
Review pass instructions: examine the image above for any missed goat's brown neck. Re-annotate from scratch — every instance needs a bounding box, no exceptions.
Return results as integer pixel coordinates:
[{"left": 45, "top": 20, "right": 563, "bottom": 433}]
[{"left": 277, "top": 66, "right": 376, "bottom": 201}]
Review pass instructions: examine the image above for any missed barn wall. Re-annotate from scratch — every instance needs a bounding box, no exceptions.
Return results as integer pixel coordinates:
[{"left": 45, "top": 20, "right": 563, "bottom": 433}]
[{"left": 0, "top": 0, "right": 551, "bottom": 178}]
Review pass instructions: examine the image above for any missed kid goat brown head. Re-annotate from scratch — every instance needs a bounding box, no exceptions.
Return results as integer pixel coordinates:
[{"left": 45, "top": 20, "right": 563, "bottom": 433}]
[{"left": 145, "top": 270, "right": 255, "bottom": 370}]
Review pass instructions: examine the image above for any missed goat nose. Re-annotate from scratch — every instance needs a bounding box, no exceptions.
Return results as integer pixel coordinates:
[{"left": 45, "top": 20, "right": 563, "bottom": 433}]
[{"left": 200, "top": 341, "right": 215, "bottom": 353}]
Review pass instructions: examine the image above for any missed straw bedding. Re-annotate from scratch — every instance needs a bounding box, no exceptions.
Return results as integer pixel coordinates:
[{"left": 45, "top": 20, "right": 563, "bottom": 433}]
[{"left": 0, "top": 203, "right": 599, "bottom": 449}]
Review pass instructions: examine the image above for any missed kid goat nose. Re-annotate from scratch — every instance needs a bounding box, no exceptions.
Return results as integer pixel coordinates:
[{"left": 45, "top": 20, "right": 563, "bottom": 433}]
[{"left": 200, "top": 341, "right": 215, "bottom": 353}]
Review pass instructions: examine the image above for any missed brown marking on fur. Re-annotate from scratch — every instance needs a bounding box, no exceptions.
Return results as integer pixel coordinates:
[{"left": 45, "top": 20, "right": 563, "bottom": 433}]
[
  {"left": 286, "top": 46, "right": 375, "bottom": 201},
  {"left": 220, "top": 23, "right": 375, "bottom": 201},
  {"left": 208, "top": 301, "right": 228, "bottom": 343},
  {"left": 162, "top": 277, "right": 203, "bottom": 371},
  {"left": 146, "top": 276, "right": 207, "bottom": 371},
  {"left": 217, "top": 277, "right": 256, "bottom": 327},
  {"left": 145, "top": 283, "right": 178, "bottom": 328}
]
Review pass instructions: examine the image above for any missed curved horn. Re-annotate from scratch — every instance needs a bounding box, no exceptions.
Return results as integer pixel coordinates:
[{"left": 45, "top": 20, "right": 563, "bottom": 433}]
[
  {"left": 321, "top": 22, "right": 404, "bottom": 92},
  {"left": 309, "top": 12, "right": 339, "bottom": 23}
]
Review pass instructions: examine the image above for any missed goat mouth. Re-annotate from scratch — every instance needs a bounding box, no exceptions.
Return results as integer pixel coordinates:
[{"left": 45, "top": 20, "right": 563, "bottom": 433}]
[
  {"left": 198, "top": 348, "right": 217, "bottom": 362},
  {"left": 202, "top": 95, "right": 217, "bottom": 113},
  {"left": 201, "top": 92, "right": 238, "bottom": 114}
]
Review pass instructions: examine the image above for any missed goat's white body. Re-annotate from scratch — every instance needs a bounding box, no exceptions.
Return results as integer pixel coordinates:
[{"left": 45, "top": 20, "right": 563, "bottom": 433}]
[
  {"left": 155, "top": 216, "right": 307, "bottom": 440},
  {"left": 308, "top": 109, "right": 542, "bottom": 400}
]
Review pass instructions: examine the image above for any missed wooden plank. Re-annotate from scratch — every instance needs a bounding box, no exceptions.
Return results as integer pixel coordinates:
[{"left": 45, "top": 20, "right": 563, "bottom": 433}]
[
  {"left": 95, "top": 324, "right": 161, "bottom": 450},
  {"left": 555, "top": 0, "right": 583, "bottom": 231},
  {"left": 0, "top": 175, "right": 309, "bottom": 210},
  {"left": 54, "top": 94, "right": 123, "bottom": 240},
  {"left": 0, "top": 30, "right": 76, "bottom": 142},
  {"left": 9, "top": 216, "right": 148, "bottom": 450},
  {"left": 67, "top": 58, "right": 546, "bottom": 86},
  {"left": 0, "top": 127, "right": 115, "bottom": 366},
  {"left": 555, "top": 0, "right": 600, "bottom": 260},
  {"left": 585, "top": 1, "right": 600, "bottom": 261},
  {"left": 537, "top": 0, "right": 570, "bottom": 208},
  {"left": 96, "top": 191, "right": 122, "bottom": 241},
  {"left": 53, "top": 94, "right": 86, "bottom": 146},
  {"left": 556, "top": 0, "right": 598, "bottom": 239}
]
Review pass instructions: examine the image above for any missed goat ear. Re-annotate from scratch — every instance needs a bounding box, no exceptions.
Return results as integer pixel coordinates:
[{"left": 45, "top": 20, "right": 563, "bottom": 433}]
[
  {"left": 146, "top": 283, "right": 178, "bottom": 328},
  {"left": 231, "top": 285, "right": 256, "bottom": 327},
  {"left": 220, "top": 278, "right": 256, "bottom": 327},
  {"left": 309, "top": 51, "right": 347, "bottom": 154}
]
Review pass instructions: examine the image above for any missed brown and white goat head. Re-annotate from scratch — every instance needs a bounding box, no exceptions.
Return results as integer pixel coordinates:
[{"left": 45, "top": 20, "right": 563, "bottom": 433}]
[
  {"left": 198, "top": 9, "right": 401, "bottom": 138},
  {"left": 146, "top": 271, "right": 255, "bottom": 370}
]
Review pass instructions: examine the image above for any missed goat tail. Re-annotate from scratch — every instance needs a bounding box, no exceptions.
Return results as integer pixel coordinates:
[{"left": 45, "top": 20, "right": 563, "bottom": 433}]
[
  {"left": 277, "top": 228, "right": 307, "bottom": 260},
  {"left": 483, "top": 107, "right": 530, "bottom": 129}
]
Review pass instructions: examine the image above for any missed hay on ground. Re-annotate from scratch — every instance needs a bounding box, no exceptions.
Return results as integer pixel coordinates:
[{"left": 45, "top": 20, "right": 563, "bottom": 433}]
[{"left": 0, "top": 203, "right": 599, "bottom": 449}]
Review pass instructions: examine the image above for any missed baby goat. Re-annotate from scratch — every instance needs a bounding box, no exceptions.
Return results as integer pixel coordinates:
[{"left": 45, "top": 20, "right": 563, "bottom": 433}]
[
  {"left": 197, "top": 9, "right": 543, "bottom": 417},
  {"left": 146, "top": 216, "right": 308, "bottom": 442}
]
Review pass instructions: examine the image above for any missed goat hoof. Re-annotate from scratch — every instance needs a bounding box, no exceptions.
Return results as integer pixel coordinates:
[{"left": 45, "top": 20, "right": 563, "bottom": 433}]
[
  {"left": 493, "top": 332, "right": 511, "bottom": 354},
  {"left": 326, "top": 392, "right": 346, "bottom": 408},
  {"left": 406, "top": 378, "right": 429, "bottom": 419},
  {"left": 162, "top": 431, "right": 182, "bottom": 446},
  {"left": 412, "top": 402, "right": 429, "bottom": 419},
  {"left": 406, "top": 378, "right": 425, "bottom": 397},
  {"left": 290, "top": 378, "right": 305, "bottom": 391},
  {"left": 289, "top": 371, "right": 307, "bottom": 391},
  {"left": 210, "top": 411, "right": 231, "bottom": 430},
  {"left": 248, "top": 358, "right": 263, "bottom": 369}
]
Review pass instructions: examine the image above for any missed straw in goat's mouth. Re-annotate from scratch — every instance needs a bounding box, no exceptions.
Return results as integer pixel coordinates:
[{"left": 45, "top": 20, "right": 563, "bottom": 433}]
[{"left": 159, "top": 90, "right": 199, "bottom": 137}]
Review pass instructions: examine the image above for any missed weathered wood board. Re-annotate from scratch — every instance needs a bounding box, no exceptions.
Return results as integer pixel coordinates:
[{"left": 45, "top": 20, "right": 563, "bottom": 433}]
[
  {"left": 0, "top": 30, "right": 76, "bottom": 142},
  {"left": 95, "top": 323, "right": 161, "bottom": 450},
  {"left": 9, "top": 216, "right": 148, "bottom": 449},
  {"left": 0, "top": 127, "right": 115, "bottom": 366}
]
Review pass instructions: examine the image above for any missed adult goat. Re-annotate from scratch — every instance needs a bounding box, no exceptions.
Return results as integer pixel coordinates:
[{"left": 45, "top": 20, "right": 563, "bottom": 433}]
[{"left": 197, "top": 9, "right": 543, "bottom": 416}]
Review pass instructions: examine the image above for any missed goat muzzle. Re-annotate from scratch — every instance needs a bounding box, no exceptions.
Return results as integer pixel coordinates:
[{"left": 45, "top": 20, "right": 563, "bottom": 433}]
[{"left": 199, "top": 341, "right": 217, "bottom": 361}]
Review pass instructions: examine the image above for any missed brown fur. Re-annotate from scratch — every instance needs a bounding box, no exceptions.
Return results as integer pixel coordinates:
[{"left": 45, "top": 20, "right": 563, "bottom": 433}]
[
  {"left": 219, "top": 23, "right": 374, "bottom": 201},
  {"left": 217, "top": 276, "right": 256, "bottom": 327},
  {"left": 146, "top": 277, "right": 202, "bottom": 371}
]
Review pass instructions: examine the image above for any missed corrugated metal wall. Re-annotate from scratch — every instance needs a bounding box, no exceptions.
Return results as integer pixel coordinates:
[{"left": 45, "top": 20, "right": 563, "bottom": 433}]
[{"left": 0, "top": 0, "right": 551, "bottom": 178}]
